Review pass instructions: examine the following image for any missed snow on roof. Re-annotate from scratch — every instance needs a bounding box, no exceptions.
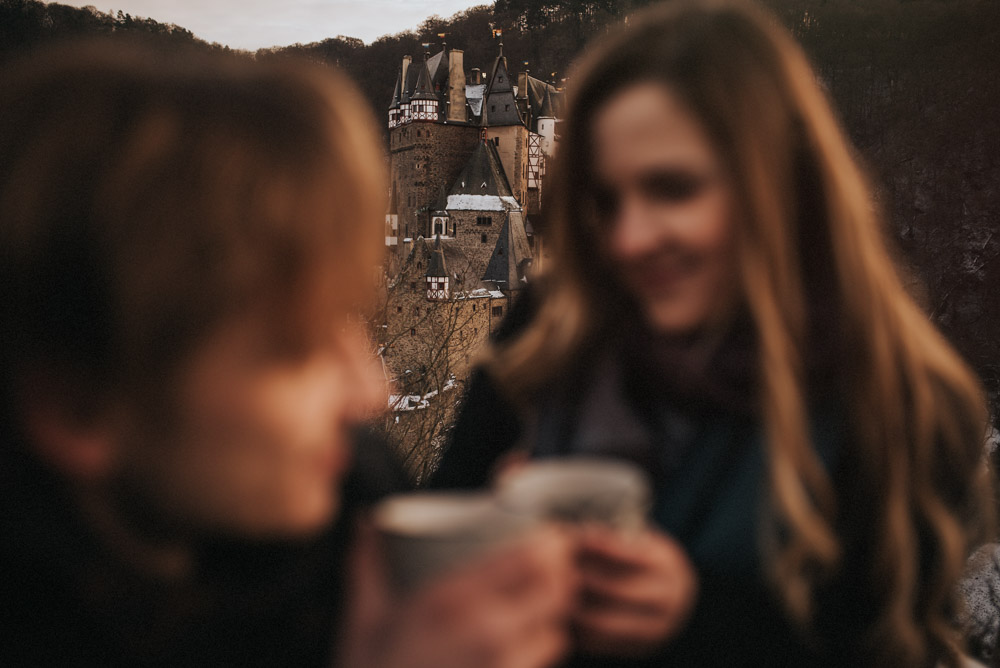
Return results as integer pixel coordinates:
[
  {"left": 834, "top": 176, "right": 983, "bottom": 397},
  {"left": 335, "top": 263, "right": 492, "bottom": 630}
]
[
  {"left": 446, "top": 194, "right": 519, "bottom": 211},
  {"left": 489, "top": 290, "right": 505, "bottom": 298}
]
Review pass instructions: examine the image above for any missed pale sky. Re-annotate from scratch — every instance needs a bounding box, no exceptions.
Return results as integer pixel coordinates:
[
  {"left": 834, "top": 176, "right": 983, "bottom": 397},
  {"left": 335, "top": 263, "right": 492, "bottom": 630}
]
[{"left": 60, "top": 1, "right": 488, "bottom": 51}]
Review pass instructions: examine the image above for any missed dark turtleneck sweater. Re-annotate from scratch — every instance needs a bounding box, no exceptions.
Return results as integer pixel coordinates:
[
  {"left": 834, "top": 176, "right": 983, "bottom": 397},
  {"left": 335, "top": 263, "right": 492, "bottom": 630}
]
[{"left": 0, "top": 427, "right": 408, "bottom": 667}]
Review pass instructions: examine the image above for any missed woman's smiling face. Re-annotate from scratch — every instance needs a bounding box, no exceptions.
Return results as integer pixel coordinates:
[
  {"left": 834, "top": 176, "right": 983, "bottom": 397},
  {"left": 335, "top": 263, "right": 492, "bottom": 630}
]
[{"left": 591, "top": 82, "right": 740, "bottom": 337}]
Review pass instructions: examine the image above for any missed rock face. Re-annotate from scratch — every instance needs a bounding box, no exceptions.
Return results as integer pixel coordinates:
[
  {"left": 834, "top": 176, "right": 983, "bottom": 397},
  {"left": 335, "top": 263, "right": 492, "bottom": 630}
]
[{"left": 960, "top": 543, "right": 1000, "bottom": 665}]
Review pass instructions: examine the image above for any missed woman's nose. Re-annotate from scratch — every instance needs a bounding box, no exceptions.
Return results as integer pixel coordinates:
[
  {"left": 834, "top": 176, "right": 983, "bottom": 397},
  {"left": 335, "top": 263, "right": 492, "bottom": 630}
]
[{"left": 609, "top": 194, "right": 666, "bottom": 261}]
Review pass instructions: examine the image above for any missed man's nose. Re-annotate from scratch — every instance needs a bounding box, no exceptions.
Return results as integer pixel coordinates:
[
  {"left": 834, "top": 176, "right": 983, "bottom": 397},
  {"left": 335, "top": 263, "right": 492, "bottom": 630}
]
[{"left": 342, "top": 332, "right": 388, "bottom": 422}]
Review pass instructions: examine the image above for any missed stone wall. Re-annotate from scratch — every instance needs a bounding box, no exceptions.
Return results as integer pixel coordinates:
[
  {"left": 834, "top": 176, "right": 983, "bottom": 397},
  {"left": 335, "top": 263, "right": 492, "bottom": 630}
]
[
  {"left": 379, "top": 241, "right": 495, "bottom": 391},
  {"left": 389, "top": 122, "right": 480, "bottom": 264},
  {"left": 447, "top": 209, "right": 503, "bottom": 278}
]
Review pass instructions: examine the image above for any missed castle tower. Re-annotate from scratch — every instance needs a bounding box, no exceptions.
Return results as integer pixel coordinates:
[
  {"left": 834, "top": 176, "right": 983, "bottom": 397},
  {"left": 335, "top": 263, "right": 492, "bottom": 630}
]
[
  {"left": 481, "top": 43, "right": 529, "bottom": 205},
  {"left": 536, "top": 85, "right": 558, "bottom": 157},
  {"left": 444, "top": 138, "right": 519, "bottom": 274},
  {"left": 425, "top": 235, "right": 450, "bottom": 301},
  {"left": 481, "top": 43, "right": 521, "bottom": 127},
  {"left": 410, "top": 59, "right": 438, "bottom": 122}
]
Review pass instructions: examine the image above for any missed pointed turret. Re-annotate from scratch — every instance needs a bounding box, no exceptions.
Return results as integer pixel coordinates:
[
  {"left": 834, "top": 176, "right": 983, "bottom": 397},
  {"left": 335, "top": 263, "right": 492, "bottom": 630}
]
[
  {"left": 388, "top": 69, "right": 402, "bottom": 128},
  {"left": 410, "top": 60, "right": 439, "bottom": 121},
  {"left": 482, "top": 210, "right": 533, "bottom": 290},
  {"left": 482, "top": 43, "right": 522, "bottom": 127},
  {"left": 425, "top": 235, "right": 450, "bottom": 301}
]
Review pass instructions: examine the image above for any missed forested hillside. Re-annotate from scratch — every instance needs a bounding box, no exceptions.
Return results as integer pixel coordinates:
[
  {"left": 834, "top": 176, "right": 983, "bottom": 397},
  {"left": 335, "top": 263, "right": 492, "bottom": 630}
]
[{"left": 2, "top": 0, "right": 999, "bottom": 413}]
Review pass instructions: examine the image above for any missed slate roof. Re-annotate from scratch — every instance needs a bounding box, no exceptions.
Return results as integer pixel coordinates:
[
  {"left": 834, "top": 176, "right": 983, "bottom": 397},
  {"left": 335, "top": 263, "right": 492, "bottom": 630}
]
[
  {"left": 425, "top": 235, "right": 448, "bottom": 278},
  {"left": 446, "top": 139, "right": 517, "bottom": 211},
  {"left": 427, "top": 48, "right": 449, "bottom": 94},
  {"left": 400, "top": 63, "right": 420, "bottom": 105},
  {"left": 406, "top": 236, "right": 484, "bottom": 291},
  {"left": 389, "top": 69, "right": 401, "bottom": 110},
  {"left": 411, "top": 60, "right": 437, "bottom": 101},
  {"left": 481, "top": 44, "right": 522, "bottom": 127},
  {"left": 521, "top": 75, "right": 563, "bottom": 132},
  {"left": 482, "top": 210, "right": 533, "bottom": 290}
]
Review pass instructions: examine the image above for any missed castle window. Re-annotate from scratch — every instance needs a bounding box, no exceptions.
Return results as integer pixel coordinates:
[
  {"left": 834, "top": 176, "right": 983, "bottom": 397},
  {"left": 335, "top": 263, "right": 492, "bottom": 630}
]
[
  {"left": 415, "top": 307, "right": 420, "bottom": 315},
  {"left": 505, "top": 104, "right": 510, "bottom": 112},
  {"left": 417, "top": 261, "right": 422, "bottom": 270},
  {"left": 499, "top": 75, "right": 504, "bottom": 83},
  {"left": 417, "top": 130, "right": 421, "bottom": 137},
  {"left": 494, "top": 137, "right": 500, "bottom": 147},
  {"left": 481, "top": 233, "right": 488, "bottom": 243},
  {"left": 491, "top": 105, "right": 496, "bottom": 113},
  {"left": 396, "top": 306, "right": 402, "bottom": 313},
  {"left": 410, "top": 281, "right": 417, "bottom": 290},
  {"left": 410, "top": 328, "right": 416, "bottom": 336},
  {"left": 492, "top": 306, "right": 503, "bottom": 318},
  {"left": 476, "top": 216, "right": 492, "bottom": 226}
]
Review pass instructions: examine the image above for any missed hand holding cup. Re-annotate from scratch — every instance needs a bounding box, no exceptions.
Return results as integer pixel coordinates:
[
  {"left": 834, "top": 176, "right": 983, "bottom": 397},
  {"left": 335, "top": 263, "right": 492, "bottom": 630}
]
[
  {"left": 339, "top": 492, "right": 577, "bottom": 668},
  {"left": 495, "top": 456, "right": 697, "bottom": 658}
]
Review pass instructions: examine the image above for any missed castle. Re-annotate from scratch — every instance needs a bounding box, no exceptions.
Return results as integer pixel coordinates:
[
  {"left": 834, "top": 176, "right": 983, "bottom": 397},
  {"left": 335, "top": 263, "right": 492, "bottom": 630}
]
[{"left": 376, "top": 40, "right": 563, "bottom": 477}]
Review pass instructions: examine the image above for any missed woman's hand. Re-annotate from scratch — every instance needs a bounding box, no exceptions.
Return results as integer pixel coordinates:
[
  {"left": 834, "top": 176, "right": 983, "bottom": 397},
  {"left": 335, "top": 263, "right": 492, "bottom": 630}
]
[
  {"left": 341, "top": 520, "right": 577, "bottom": 668},
  {"left": 573, "top": 525, "right": 697, "bottom": 658}
]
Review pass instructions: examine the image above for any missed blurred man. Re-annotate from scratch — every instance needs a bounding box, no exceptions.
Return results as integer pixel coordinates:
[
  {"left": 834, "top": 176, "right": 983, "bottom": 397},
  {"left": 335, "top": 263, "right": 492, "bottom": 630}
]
[{"left": 0, "top": 41, "right": 574, "bottom": 667}]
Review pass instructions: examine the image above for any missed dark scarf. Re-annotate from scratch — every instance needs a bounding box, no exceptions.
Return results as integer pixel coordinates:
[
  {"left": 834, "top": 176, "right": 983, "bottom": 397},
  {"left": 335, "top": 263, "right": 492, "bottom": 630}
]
[{"left": 527, "top": 313, "right": 759, "bottom": 481}]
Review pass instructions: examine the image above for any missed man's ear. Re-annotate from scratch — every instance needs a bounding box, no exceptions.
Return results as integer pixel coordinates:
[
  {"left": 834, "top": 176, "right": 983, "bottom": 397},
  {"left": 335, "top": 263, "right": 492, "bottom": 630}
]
[{"left": 20, "top": 372, "right": 123, "bottom": 482}]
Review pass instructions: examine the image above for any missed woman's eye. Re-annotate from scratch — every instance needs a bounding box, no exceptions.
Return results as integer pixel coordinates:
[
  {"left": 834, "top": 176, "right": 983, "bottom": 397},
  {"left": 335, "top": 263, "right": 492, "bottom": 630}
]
[{"left": 641, "top": 171, "right": 709, "bottom": 202}]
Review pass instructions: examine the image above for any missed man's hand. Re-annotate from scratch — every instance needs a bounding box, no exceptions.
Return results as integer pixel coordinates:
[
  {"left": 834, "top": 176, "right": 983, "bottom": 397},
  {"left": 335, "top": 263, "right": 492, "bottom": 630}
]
[{"left": 341, "top": 520, "right": 577, "bottom": 668}]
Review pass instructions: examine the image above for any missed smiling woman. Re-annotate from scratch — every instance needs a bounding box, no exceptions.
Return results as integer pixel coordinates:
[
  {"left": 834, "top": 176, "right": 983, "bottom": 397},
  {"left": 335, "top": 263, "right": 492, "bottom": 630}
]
[
  {"left": 591, "top": 82, "right": 738, "bottom": 337},
  {"left": 433, "top": 1, "right": 995, "bottom": 666}
]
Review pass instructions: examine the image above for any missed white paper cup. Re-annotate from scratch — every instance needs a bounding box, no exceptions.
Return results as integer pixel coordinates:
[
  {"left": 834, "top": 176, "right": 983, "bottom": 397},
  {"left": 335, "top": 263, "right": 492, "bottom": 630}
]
[
  {"left": 495, "top": 457, "right": 651, "bottom": 531},
  {"left": 373, "top": 492, "right": 535, "bottom": 593}
]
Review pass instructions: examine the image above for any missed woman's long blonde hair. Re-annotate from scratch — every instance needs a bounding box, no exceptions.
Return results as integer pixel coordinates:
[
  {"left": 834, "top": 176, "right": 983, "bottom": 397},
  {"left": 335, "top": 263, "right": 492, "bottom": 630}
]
[{"left": 487, "top": 1, "right": 993, "bottom": 663}]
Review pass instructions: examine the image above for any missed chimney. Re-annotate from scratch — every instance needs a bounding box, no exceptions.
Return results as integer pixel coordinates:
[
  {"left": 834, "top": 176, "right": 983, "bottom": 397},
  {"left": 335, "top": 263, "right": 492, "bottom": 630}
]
[
  {"left": 470, "top": 68, "right": 481, "bottom": 85},
  {"left": 517, "top": 72, "right": 528, "bottom": 98},
  {"left": 401, "top": 55, "right": 412, "bottom": 94},
  {"left": 447, "top": 49, "right": 467, "bottom": 123}
]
